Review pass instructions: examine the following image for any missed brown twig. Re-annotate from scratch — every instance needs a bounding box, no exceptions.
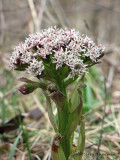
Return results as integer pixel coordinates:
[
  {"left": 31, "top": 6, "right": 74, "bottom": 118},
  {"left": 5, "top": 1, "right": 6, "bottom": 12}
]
[
  {"left": 49, "top": 0, "right": 67, "bottom": 27},
  {"left": 85, "top": 142, "right": 98, "bottom": 149},
  {"left": 96, "top": 76, "right": 107, "bottom": 160},
  {"left": 0, "top": 0, "right": 6, "bottom": 48},
  {"left": 38, "top": 0, "right": 47, "bottom": 29},
  {"left": 27, "top": 0, "right": 39, "bottom": 32},
  {"left": 86, "top": 61, "right": 101, "bottom": 68}
]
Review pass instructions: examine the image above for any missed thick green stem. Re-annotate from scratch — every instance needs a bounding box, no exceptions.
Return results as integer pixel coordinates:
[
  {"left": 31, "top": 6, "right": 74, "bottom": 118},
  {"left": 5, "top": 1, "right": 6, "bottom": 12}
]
[
  {"left": 61, "top": 136, "right": 71, "bottom": 159},
  {"left": 55, "top": 77, "right": 71, "bottom": 159},
  {"left": 54, "top": 75, "right": 85, "bottom": 160},
  {"left": 55, "top": 77, "right": 68, "bottom": 133}
]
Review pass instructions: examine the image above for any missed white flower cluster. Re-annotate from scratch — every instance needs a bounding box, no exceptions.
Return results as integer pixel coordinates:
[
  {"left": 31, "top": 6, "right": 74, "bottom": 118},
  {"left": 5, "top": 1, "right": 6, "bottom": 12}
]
[
  {"left": 9, "top": 26, "right": 105, "bottom": 77},
  {"left": 27, "top": 58, "right": 44, "bottom": 76}
]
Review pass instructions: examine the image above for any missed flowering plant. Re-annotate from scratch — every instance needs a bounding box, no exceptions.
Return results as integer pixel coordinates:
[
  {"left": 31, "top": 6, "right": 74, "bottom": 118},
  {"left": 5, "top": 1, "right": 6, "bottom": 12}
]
[{"left": 9, "top": 26, "right": 104, "bottom": 160}]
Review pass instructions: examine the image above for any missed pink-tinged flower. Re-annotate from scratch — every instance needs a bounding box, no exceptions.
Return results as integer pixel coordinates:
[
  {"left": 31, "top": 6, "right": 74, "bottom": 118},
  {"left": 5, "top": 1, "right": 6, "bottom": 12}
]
[
  {"left": 18, "top": 82, "right": 39, "bottom": 95},
  {"left": 9, "top": 26, "right": 105, "bottom": 78},
  {"left": 18, "top": 85, "right": 28, "bottom": 95},
  {"left": 27, "top": 58, "right": 44, "bottom": 76}
]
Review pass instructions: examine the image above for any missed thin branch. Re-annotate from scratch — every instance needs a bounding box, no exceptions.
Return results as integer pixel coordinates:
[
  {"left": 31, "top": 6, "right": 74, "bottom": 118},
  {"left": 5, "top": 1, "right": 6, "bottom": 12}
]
[
  {"left": 86, "top": 61, "right": 101, "bottom": 68},
  {"left": 55, "top": 0, "right": 71, "bottom": 27},
  {"left": 38, "top": 0, "right": 47, "bottom": 29},
  {"left": 0, "top": 0, "right": 6, "bottom": 48},
  {"left": 27, "top": 0, "right": 39, "bottom": 32},
  {"left": 85, "top": 142, "right": 98, "bottom": 149},
  {"left": 96, "top": 76, "right": 107, "bottom": 160},
  {"left": 49, "top": 0, "right": 67, "bottom": 27}
]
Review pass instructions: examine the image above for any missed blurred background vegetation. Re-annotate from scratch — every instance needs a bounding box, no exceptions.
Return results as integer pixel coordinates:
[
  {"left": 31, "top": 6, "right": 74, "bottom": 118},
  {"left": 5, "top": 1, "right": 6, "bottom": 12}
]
[{"left": 0, "top": 0, "right": 120, "bottom": 160}]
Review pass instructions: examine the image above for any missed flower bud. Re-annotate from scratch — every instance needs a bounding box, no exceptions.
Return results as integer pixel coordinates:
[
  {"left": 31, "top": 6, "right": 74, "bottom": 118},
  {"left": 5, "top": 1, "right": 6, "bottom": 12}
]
[{"left": 18, "top": 83, "right": 37, "bottom": 95}]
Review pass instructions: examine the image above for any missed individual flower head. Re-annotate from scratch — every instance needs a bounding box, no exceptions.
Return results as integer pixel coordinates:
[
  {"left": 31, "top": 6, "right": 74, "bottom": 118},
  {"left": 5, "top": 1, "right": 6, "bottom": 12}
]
[
  {"left": 27, "top": 58, "right": 44, "bottom": 76},
  {"left": 9, "top": 26, "right": 105, "bottom": 79}
]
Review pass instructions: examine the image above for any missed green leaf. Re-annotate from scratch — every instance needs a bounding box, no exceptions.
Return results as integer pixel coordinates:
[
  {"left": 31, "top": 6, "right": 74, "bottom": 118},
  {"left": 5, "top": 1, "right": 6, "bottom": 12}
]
[
  {"left": 68, "top": 116, "right": 85, "bottom": 160},
  {"left": 70, "top": 74, "right": 85, "bottom": 112},
  {"left": 68, "top": 153, "right": 81, "bottom": 160},
  {"left": 49, "top": 91, "right": 66, "bottom": 110},
  {"left": 85, "top": 82, "right": 93, "bottom": 108},
  {"left": 64, "top": 75, "right": 78, "bottom": 86},
  {"left": 15, "top": 64, "right": 28, "bottom": 71},
  {"left": 64, "top": 88, "right": 83, "bottom": 137},
  {"left": 1, "top": 98, "right": 6, "bottom": 122},
  {"left": 43, "top": 92, "right": 58, "bottom": 132},
  {"left": 22, "top": 129, "right": 32, "bottom": 160},
  {"left": 77, "top": 116, "right": 85, "bottom": 155},
  {"left": 8, "top": 131, "right": 23, "bottom": 160},
  {"left": 58, "top": 65, "right": 69, "bottom": 79},
  {"left": 51, "top": 133, "right": 66, "bottom": 160}
]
